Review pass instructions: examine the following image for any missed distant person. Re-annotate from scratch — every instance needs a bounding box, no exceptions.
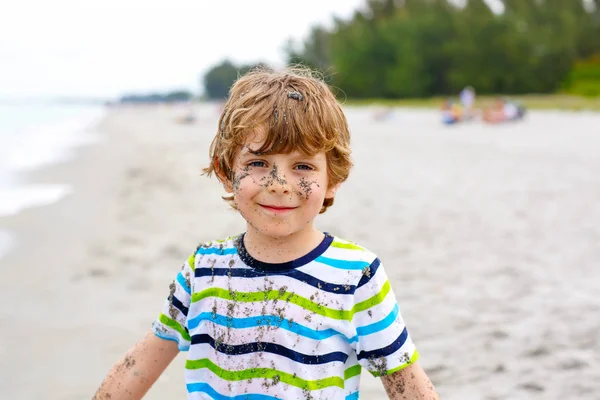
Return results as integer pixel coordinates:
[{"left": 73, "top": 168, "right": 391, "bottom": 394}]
[
  {"left": 441, "top": 98, "right": 463, "bottom": 125},
  {"left": 514, "top": 101, "right": 527, "bottom": 119},
  {"left": 93, "top": 67, "right": 440, "bottom": 399},
  {"left": 483, "top": 98, "right": 526, "bottom": 124},
  {"left": 459, "top": 86, "right": 476, "bottom": 118},
  {"left": 503, "top": 99, "right": 519, "bottom": 120},
  {"left": 483, "top": 98, "right": 505, "bottom": 123}
]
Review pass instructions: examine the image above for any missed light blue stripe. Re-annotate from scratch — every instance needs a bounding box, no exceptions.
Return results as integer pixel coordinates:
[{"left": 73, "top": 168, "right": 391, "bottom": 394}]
[
  {"left": 345, "top": 392, "right": 360, "bottom": 400},
  {"left": 188, "top": 312, "right": 354, "bottom": 342},
  {"left": 153, "top": 331, "right": 189, "bottom": 351},
  {"left": 196, "top": 247, "right": 238, "bottom": 256},
  {"left": 315, "top": 255, "right": 370, "bottom": 270},
  {"left": 356, "top": 304, "right": 399, "bottom": 337},
  {"left": 187, "top": 382, "right": 280, "bottom": 400},
  {"left": 176, "top": 272, "right": 191, "bottom": 295}
]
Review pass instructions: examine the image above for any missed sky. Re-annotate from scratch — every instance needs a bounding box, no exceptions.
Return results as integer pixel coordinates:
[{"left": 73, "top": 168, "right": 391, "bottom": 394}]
[{"left": 0, "top": 0, "right": 366, "bottom": 100}]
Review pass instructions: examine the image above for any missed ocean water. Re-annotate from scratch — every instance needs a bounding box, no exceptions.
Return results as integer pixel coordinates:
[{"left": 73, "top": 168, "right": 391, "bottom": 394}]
[{"left": 0, "top": 103, "right": 105, "bottom": 259}]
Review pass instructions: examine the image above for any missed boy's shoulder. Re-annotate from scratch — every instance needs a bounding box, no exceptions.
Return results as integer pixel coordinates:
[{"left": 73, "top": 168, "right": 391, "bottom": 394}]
[
  {"left": 319, "top": 235, "right": 384, "bottom": 294},
  {"left": 327, "top": 234, "right": 380, "bottom": 263},
  {"left": 192, "top": 234, "right": 240, "bottom": 255},
  {"left": 183, "top": 235, "right": 240, "bottom": 270}
]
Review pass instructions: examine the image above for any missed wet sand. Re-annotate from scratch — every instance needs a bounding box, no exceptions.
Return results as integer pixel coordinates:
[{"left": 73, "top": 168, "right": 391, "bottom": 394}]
[{"left": 1, "top": 104, "right": 599, "bottom": 399}]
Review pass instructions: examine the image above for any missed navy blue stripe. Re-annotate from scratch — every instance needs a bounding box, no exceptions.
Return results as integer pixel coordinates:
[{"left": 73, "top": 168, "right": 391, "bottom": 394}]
[
  {"left": 191, "top": 334, "right": 348, "bottom": 364},
  {"left": 236, "top": 232, "right": 333, "bottom": 272},
  {"left": 194, "top": 268, "right": 356, "bottom": 294},
  {"left": 170, "top": 295, "right": 189, "bottom": 316},
  {"left": 356, "top": 327, "right": 408, "bottom": 361},
  {"left": 356, "top": 258, "right": 381, "bottom": 289}
]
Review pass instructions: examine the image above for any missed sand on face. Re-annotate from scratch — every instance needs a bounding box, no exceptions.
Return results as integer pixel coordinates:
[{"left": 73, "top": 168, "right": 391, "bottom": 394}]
[{"left": 0, "top": 105, "right": 598, "bottom": 399}]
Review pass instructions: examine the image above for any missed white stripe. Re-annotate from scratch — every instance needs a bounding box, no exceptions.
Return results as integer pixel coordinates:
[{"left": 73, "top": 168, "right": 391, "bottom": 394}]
[
  {"left": 356, "top": 317, "right": 408, "bottom": 352},
  {"left": 326, "top": 243, "right": 377, "bottom": 264},
  {"left": 352, "top": 262, "right": 389, "bottom": 304},
  {"left": 351, "top": 289, "right": 397, "bottom": 325}
]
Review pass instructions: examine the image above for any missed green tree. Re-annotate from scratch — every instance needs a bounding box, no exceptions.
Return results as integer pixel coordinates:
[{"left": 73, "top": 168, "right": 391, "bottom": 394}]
[
  {"left": 286, "top": 0, "right": 600, "bottom": 98},
  {"left": 286, "top": 26, "right": 333, "bottom": 73},
  {"left": 164, "top": 91, "right": 193, "bottom": 102},
  {"left": 202, "top": 60, "right": 239, "bottom": 100}
]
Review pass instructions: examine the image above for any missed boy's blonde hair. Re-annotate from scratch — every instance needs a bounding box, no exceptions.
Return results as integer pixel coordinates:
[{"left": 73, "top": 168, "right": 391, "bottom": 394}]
[{"left": 203, "top": 66, "right": 352, "bottom": 213}]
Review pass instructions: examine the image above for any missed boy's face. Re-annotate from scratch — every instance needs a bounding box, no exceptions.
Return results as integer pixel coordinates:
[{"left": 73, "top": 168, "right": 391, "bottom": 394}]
[{"left": 224, "top": 130, "right": 338, "bottom": 239}]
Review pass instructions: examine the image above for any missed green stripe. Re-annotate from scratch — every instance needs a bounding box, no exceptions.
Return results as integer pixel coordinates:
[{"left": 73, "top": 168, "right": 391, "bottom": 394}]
[
  {"left": 186, "top": 358, "right": 345, "bottom": 390},
  {"left": 190, "top": 281, "right": 391, "bottom": 321},
  {"left": 192, "top": 288, "right": 348, "bottom": 319},
  {"left": 187, "top": 254, "right": 195, "bottom": 269},
  {"left": 352, "top": 280, "right": 391, "bottom": 315},
  {"left": 344, "top": 364, "right": 362, "bottom": 380},
  {"left": 371, "top": 350, "right": 420, "bottom": 377},
  {"left": 159, "top": 313, "right": 191, "bottom": 342},
  {"left": 331, "top": 240, "right": 364, "bottom": 251}
]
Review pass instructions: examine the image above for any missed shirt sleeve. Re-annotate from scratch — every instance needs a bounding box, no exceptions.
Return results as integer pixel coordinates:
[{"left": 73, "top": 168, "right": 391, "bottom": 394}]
[
  {"left": 351, "top": 258, "right": 419, "bottom": 377},
  {"left": 152, "top": 252, "right": 194, "bottom": 351}
]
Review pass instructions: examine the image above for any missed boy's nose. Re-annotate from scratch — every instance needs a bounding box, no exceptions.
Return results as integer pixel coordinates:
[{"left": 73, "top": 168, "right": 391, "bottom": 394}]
[
  {"left": 268, "top": 172, "right": 291, "bottom": 194},
  {"left": 269, "top": 179, "right": 291, "bottom": 195}
]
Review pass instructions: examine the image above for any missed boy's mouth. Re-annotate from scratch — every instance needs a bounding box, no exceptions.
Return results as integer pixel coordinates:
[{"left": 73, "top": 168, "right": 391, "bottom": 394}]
[{"left": 259, "top": 204, "right": 297, "bottom": 214}]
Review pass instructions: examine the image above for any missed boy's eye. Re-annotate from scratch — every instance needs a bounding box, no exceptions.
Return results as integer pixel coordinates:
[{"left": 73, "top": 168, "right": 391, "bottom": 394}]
[
  {"left": 247, "top": 160, "right": 267, "bottom": 168},
  {"left": 295, "top": 163, "right": 314, "bottom": 171}
]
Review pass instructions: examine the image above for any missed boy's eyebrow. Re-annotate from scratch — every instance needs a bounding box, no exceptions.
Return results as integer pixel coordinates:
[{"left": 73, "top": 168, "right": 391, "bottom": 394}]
[
  {"left": 291, "top": 153, "right": 320, "bottom": 160},
  {"left": 241, "top": 145, "right": 267, "bottom": 156}
]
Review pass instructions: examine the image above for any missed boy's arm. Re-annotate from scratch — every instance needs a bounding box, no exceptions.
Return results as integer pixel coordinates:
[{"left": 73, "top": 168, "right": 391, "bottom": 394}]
[
  {"left": 381, "top": 362, "right": 440, "bottom": 399},
  {"left": 93, "top": 329, "right": 179, "bottom": 400}
]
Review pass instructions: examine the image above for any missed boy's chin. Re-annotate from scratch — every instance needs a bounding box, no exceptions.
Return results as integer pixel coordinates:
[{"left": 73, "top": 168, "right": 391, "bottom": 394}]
[
  {"left": 254, "top": 228, "right": 299, "bottom": 240},
  {"left": 247, "top": 224, "right": 311, "bottom": 240}
]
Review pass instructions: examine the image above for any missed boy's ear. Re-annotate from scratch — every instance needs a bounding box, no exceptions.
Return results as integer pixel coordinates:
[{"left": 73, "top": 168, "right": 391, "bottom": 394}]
[
  {"left": 217, "top": 172, "right": 234, "bottom": 193},
  {"left": 325, "top": 182, "right": 342, "bottom": 199},
  {"left": 214, "top": 162, "right": 234, "bottom": 193}
]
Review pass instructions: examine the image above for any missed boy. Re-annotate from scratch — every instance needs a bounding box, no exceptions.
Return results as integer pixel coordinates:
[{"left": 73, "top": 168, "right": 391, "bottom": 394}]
[{"left": 94, "top": 67, "right": 439, "bottom": 399}]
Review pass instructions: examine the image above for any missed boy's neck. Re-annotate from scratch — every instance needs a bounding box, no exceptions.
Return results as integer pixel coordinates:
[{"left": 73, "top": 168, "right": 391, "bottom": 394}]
[{"left": 243, "top": 225, "right": 325, "bottom": 264}]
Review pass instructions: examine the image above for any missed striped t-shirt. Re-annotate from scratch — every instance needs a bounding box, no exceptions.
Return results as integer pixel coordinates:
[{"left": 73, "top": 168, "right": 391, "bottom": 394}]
[{"left": 152, "top": 233, "right": 418, "bottom": 399}]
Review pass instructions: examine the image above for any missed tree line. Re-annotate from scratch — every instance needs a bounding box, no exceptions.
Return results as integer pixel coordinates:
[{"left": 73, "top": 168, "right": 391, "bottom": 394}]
[
  {"left": 119, "top": 90, "right": 193, "bottom": 104},
  {"left": 203, "top": 0, "right": 600, "bottom": 99}
]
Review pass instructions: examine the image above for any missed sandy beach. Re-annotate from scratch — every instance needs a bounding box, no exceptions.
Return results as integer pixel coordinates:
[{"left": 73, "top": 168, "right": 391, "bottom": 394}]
[{"left": 1, "top": 104, "right": 599, "bottom": 400}]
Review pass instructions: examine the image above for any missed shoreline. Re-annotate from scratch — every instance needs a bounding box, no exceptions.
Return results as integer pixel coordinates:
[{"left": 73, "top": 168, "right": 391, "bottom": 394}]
[
  {"left": 0, "top": 104, "right": 106, "bottom": 260},
  {"left": 0, "top": 115, "right": 111, "bottom": 261}
]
